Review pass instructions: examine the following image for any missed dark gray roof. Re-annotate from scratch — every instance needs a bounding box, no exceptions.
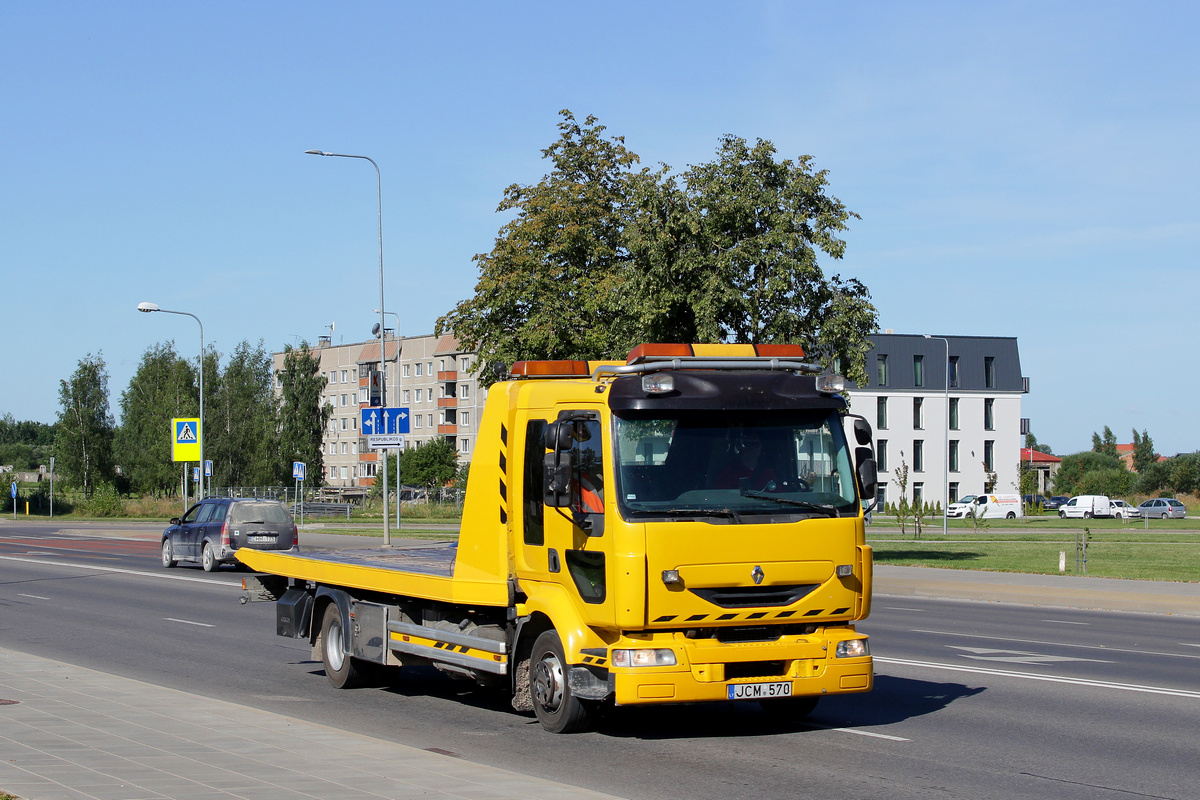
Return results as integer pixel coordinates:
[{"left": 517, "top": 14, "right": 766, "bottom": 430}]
[{"left": 851, "top": 334, "right": 1023, "bottom": 392}]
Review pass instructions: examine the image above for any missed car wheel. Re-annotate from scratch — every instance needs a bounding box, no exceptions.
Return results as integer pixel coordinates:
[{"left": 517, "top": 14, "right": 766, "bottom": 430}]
[
  {"left": 530, "top": 629, "right": 597, "bottom": 733},
  {"left": 1005, "top": 512, "right": 1015, "bottom": 519},
  {"left": 201, "top": 542, "right": 219, "bottom": 572},
  {"left": 1084, "top": 512, "right": 1092, "bottom": 519},
  {"left": 1162, "top": 513, "right": 1169, "bottom": 520},
  {"left": 1059, "top": 511, "right": 1066, "bottom": 519},
  {"left": 161, "top": 538, "right": 176, "bottom": 568},
  {"left": 319, "top": 603, "right": 364, "bottom": 689}
]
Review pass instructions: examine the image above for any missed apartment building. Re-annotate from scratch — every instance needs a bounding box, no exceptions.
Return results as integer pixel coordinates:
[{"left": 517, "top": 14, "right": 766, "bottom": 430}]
[
  {"left": 847, "top": 333, "right": 1027, "bottom": 510},
  {"left": 272, "top": 333, "right": 484, "bottom": 489}
]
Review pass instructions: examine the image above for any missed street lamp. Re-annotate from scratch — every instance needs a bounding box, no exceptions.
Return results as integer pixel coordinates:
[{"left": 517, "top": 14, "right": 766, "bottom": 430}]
[
  {"left": 925, "top": 335, "right": 950, "bottom": 536},
  {"left": 306, "top": 149, "right": 391, "bottom": 545},
  {"left": 138, "top": 302, "right": 205, "bottom": 501}
]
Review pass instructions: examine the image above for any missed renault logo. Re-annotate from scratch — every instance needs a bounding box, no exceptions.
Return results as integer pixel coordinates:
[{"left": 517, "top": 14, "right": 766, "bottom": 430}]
[{"left": 751, "top": 565, "right": 765, "bottom": 585}]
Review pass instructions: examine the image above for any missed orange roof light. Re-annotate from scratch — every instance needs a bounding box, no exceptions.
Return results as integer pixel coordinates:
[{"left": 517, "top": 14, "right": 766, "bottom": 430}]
[
  {"left": 510, "top": 360, "right": 590, "bottom": 378},
  {"left": 627, "top": 343, "right": 806, "bottom": 364},
  {"left": 626, "top": 344, "right": 695, "bottom": 362}
]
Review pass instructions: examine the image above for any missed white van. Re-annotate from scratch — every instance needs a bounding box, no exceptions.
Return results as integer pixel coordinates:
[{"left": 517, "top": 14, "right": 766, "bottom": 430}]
[
  {"left": 946, "top": 493, "right": 1023, "bottom": 520},
  {"left": 1059, "top": 495, "right": 1112, "bottom": 519}
]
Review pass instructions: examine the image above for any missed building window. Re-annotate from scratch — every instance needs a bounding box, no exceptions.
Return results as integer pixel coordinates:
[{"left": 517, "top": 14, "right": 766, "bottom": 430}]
[
  {"left": 341, "top": 466, "right": 349, "bottom": 480},
  {"left": 949, "top": 397, "right": 959, "bottom": 430},
  {"left": 415, "top": 416, "right": 422, "bottom": 429},
  {"left": 403, "top": 364, "right": 410, "bottom": 378},
  {"left": 416, "top": 388, "right": 423, "bottom": 403},
  {"left": 328, "top": 442, "right": 336, "bottom": 455},
  {"left": 877, "top": 354, "right": 889, "bottom": 386},
  {"left": 341, "top": 370, "right": 348, "bottom": 383},
  {"left": 877, "top": 397, "right": 888, "bottom": 430},
  {"left": 341, "top": 442, "right": 348, "bottom": 455},
  {"left": 913, "top": 482, "right": 923, "bottom": 507},
  {"left": 461, "top": 438, "right": 470, "bottom": 453},
  {"left": 461, "top": 357, "right": 470, "bottom": 371},
  {"left": 415, "top": 363, "right": 423, "bottom": 377},
  {"left": 949, "top": 482, "right": 959, "bottom": 503},
  {"left": 985, "top": 356, "right": 995, "bottom": 389},
  {"left": 877, "top": 440, "right": 888, "bottom": 472},
  {"left": 949, "top": 440, "right": 959, "bottom": 472},
  {"left": 351, "top": 417, "right": 356, "bottom": 430},
  {"left": 913, "top": 355, "right": 924, "bottom": 387},
  {"left": 427, "top": 414, "right": 434, "bottom": 427},
  {"left": 984, "top": 440, "right": 995, "bottom": 472},
  {"left": 341, "top": 418, "right": 347, "bottom": 430},
  {"left": 949, "top": 356, "right": 959, "bottom": 388},
  {"left": 984, "top": 398, "right": 995, "bottom": 431},
  {"left": 461, "top": 411, "right": 470, "bottom": 427},
  {"left": 876, "top": 486, "right": 887, "bottom": 508},
  {"left": 913, "top": 397, "right": 923, "bottom": 429},
  {"left": 460, "top": 383, "right": 470, "bottom": 399},
  {"left": 403, "top": 389, "right": 410, "bottom": 403},
  {"left": 913, "top": 440, "right": 924, "bottom": 472},
  {"left": 351, "top": 442, "right": 357, "bottom": 455},
  {"left": 427, "top": 362, "right": 434, "bottom": 376}
]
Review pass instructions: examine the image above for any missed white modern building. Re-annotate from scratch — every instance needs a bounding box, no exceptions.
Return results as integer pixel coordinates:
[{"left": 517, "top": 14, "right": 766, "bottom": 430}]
[
  {"left": 272, "top": 332, "right": 484, "bottom": 490},
  {"left": 847, "top": 334, "right": 1027, "bottom": 511}
]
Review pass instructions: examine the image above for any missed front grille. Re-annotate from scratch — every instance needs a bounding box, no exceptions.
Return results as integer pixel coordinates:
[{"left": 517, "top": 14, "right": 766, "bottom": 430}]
[
  {"left": 691, "top": 584, "right": 818, "bottom": 608},
  {"left": 726, "top": 660, "right": 787, "bottom": 679}
]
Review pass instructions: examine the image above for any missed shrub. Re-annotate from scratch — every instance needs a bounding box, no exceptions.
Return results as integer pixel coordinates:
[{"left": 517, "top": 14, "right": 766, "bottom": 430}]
[{"left": 81, "top": 483, "right": 125, "bottom": 517}]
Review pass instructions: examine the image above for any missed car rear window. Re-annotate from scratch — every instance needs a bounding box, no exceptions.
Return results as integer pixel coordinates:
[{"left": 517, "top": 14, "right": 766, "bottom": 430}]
[{"left": 230, "top": 501, "right": 292, "bottom": 524}]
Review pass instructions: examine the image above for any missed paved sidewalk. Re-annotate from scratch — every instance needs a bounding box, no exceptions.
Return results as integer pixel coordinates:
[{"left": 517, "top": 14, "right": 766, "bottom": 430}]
[
  {"left": 875, "top": 564, "right": 1200, "bottom": 616},
  {"left": 0, "top": 648, "right": 624, "bottom": 800}
]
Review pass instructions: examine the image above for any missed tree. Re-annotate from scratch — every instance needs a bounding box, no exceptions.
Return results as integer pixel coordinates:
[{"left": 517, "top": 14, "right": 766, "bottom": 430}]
[
  {"left": 1131, "top": 429, "right": 1157, "bottom": 475},
  {"left": 1053, "top": 451, "right": 1125, "bottom": 496},
  {"left": 116, "top": 342, "right": 198, "bottom": 495},
  {"left": 437, "top": 110, "right": 878, "bottom": 385},
  {"left": 1092, "top": 426, "right": 1118, "bottom": 458},
  {"left": 54, "top": 353, "right": 115, "bottom": 497},
  {"left": 208, "top": 340, "right": 278, "bottom": 487},
  {"left": 276, "top": 343, "right": 331, "bottom": 486},
  {"left": 1024, "top": 432, "right": 1052, "bottom": 454}
]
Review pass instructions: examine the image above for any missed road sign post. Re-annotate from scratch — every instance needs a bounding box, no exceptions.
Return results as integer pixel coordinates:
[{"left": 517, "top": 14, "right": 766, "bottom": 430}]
[
  {"left": 10, "top": 481, "right": 15, "bottom": 520},
  {"left": 49, "top": 456, "right": 55, "bottom": 519},
  {"left": 293, "top": 462, "right": 306, "bottom": 527}
]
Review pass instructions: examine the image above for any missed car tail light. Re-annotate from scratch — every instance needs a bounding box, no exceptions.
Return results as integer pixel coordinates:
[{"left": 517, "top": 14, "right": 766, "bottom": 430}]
[
  {"left": 293, "top": 523, "right": 299, "bottom": 547},
  {"left": 221, "top": 519, "right": 231, "bottom": 547}
]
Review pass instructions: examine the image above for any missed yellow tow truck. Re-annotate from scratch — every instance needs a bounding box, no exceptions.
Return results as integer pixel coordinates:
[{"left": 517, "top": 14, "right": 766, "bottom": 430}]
[{"left": 239, "top": 343, "right": 878, "bottom": 733}]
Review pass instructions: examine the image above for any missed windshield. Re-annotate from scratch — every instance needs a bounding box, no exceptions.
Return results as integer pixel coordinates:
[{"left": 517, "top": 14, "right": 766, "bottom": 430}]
[{"left": 613, "top": 410, "right": 859, "bottom": 520}]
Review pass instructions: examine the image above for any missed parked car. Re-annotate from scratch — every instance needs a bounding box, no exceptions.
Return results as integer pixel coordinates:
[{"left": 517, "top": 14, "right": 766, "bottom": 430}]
[
  {"left": 1044, "top": 496, "right": 1070, "bottom": 510},
  {"left": 1023, "top": 494, "right": 1049, "bottom": 511},
  {"left": 1110, "top": 500, "right": 1141, "bottom": 519},
  {"left": 1059, "top": 495, "right": 1112, "bottom": 519},
  {"left": 161, "top": 497, "right": 298, "bottom": 572},
  {"left": 1137, "top": 498, "right": 1187, "bottom": 519},
  {"left": 947, "top": 493, "right": 1023, "bottom": 519}
]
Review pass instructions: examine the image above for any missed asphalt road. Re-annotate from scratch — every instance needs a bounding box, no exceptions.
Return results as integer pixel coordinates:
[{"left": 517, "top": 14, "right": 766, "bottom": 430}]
[{"left": 2, "top": 522, "right": 1199, "bottom": 800}]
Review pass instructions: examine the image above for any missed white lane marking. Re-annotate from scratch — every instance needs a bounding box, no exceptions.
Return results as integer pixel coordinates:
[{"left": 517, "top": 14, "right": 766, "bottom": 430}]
[
  {"left": 823, "top": 726, "right": 909, "bottom": 741},
  {"left": 0, "top": 554, "right": 230, "bottom": 587},
  {"left": 910, "top": 629, "right": 1200, "bottom": 661},
  {"left": 948, "top": 646, "right": 1111, "bottom": 665},
  {"left": 877, "top": 656, "right": 1200, "bottom": 699},
  {"left": 881, "top": 606, "right": 924, "bottom": 612},
  {"left": 164, "top": 618, "right": 215, "bottom": 628},
  {"left": 18, "top": 593, "right": 51, "bottom": 600},
  {"left": 1042, "top": 619, "right": 1089, "bottom": 625}
]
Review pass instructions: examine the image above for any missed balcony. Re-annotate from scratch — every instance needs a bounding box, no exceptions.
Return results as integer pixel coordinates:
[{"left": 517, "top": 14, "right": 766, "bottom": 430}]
[
  {"left": 438, "top": 397, "right": 457, "bottom": 408},
  {"left": 437, "top": 370, "right": 458, "bottom": 381},
  {"left": 438, "top": 424, "right": 457, "bottom": 435}
]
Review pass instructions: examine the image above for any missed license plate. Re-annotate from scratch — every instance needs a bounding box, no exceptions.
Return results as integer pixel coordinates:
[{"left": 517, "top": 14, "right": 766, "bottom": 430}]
[
  {"left": 249, "top": 535, "right": 275, "bottom": 543},
  {"left": 727, "top": 681, "right": 792, "bottom": 700}
]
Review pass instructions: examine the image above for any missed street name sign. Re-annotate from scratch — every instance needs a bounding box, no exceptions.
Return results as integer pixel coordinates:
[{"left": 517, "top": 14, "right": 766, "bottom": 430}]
[{"left": 368, "top": 434, "right": 405, "bottom": 449}]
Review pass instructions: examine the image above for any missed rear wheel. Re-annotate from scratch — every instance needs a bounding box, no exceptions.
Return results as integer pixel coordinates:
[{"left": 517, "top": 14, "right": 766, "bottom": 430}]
[
  {"left": 319, "top": 603, "right": 365, "bottom": 689},
  {"left": 530, "top": 630, "right": 596, "bottom": 733},
  {"left": 161, "top": 538, "right": 176, "bottom": 568},
  {"left": 1162, "top": 512, "right": 1169, "bottom": 520},
  {"left": 201, "top": 542, "right": 219, "bottom": 572},
  {"left": 1005, "top": 512, "right": 1015, "bottom": 519},
  {"left": 1084, "top": 512, "right": 1093, "bottom": 519}
]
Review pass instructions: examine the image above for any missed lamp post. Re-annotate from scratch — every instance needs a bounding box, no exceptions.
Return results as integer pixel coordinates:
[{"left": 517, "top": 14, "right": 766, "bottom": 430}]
[
  {"left": 374, "top": 309, "right": 403, "bottom": 532},
  {"left": 305, "top": 149, "right": 391, "bottom": 545},
  {"left": 138, "top": 302, "right": 205, "bottom": 501},
  {"left": 925, "top": 335, "right": 950, "bottom": 536}
]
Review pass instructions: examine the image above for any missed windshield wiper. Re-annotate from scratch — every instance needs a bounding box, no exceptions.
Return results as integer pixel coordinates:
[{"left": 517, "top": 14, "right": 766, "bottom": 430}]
[
  {"left": 649, "top": 508, "right": 743, "bottom": 523},
  {"left": 739, "top": 490, "right": 839, "bottom": 517}
]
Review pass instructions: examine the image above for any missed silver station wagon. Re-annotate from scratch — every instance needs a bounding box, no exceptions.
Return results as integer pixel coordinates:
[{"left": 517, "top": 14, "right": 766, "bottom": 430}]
[{"left": 161, "top": 497, "right": 298, "bottom": 572}]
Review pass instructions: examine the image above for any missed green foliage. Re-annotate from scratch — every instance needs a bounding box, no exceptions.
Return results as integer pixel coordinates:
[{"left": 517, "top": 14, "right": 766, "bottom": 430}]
[
  {"left": 276, "top": 343, "right": 331, "bottom": 486},
  {"left": 401, "top": 437, "right": 459, "bottom": 492},
  {"left": 437, "top": 110, "right": 877, "bottom": 386},
  {"left": 1135, "top": 459, "right": 1170, "bottom": 494},
  {"left": 1091, "top": 426, "right": 1118, "bottom": 458},
  {"left": 1131, "top": 429, "right": 1157, "bottom": 475},
  {"left": 115, "top": 342, "right": 198, "bottom": 494},
  {"left": 208, "top": 340, "right": 278, "bottom": 487},
  {"left": 79, "top": 483, "right": 124, "bottom": 517},
  {"left": 1053, "top": 451, "right": 1125, "bottom": 496},
  {"left": 1168, "top": 454, "right": 1200, "bottom": 495},
  {"left": 54, "top": 353, "right": 115, "bottom": 497},
  {"left": 1074, "top": 467, "right": 1134, "bottom": 497},
  {"left": 1018, "top": 460, "right": 1038, "bottom": 495}
]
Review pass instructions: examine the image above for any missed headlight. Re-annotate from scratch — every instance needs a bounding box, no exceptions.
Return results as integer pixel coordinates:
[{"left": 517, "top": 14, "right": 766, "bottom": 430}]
[
  {"left": 835, "top": 639, "right": 869, "bottom": 658},
  {"left": 611, "top": 648, "right": 677, "bottom": 667}
]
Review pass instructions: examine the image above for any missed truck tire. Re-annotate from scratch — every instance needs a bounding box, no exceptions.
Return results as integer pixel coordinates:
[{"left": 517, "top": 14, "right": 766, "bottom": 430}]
[
  {"left": 201, "top": 542, "right": 220, "bottom": 572},
  {"left": 530, "top": 630, "right": 596, "bottom": 733},
  {"left": 319, "top": 603, "right": 365, "bottom": 689},
  {"left": 161, "top": 539, "right": 176, "bottom": 569}
]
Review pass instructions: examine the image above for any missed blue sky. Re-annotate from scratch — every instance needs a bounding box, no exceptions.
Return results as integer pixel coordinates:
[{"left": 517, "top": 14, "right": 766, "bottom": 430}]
[{"left": 2, "top": 1, "right": 1197, "bottom": 456}]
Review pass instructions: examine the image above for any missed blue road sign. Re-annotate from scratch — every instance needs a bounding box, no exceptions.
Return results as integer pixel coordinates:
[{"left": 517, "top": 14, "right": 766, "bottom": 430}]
[
  {"left": 204, "top": 460, "right": 213, "bottom": 477},
  {"left": 293, "top": 461, "right": 306, "bottom": 481},
  {"left": 192, "top": 467, "right": 200, "bottom": 482},
  {"left": 10, "top": 482, "right": 16, "bottom": 499},
  {"left": 361, "top": 407, "right": 410, "bottom": 435}
]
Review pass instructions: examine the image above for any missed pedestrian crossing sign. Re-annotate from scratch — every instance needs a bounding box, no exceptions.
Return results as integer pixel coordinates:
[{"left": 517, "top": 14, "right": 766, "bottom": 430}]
[{"left": 172, "top": 418, "right": 201, "bottom": 462}]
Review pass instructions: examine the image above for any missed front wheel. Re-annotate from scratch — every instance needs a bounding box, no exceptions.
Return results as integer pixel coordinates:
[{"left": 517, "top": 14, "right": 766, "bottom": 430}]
[
  {"left": 1059, "top": 511, "right": 1066, "bottom": 519},
  {"left": 530, "top": 630, "right": 596, "bottom": 733},
  {"left": 319, "top": 603, "right": 365, "bottom": 689},
  {"left": 161, "top": 538, "right": 176, "bottom": 568}
]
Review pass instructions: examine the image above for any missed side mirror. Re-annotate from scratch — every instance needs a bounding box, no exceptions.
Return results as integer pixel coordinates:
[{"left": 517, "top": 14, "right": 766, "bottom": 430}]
[
  {"left": 543, "top": 451, "right": 573, "bottom": 507},
  {"left": 852, "top": 417, "right": 874, "bottom": 446},
  {"left": 544, "top": 421, "right": 575, "bottom": 452},
  {"left": 169, "top": 517, "right": 181, "bottom": 526},
  {"left": 855, "top": 446, "right": 877, "bottom": 506}
]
